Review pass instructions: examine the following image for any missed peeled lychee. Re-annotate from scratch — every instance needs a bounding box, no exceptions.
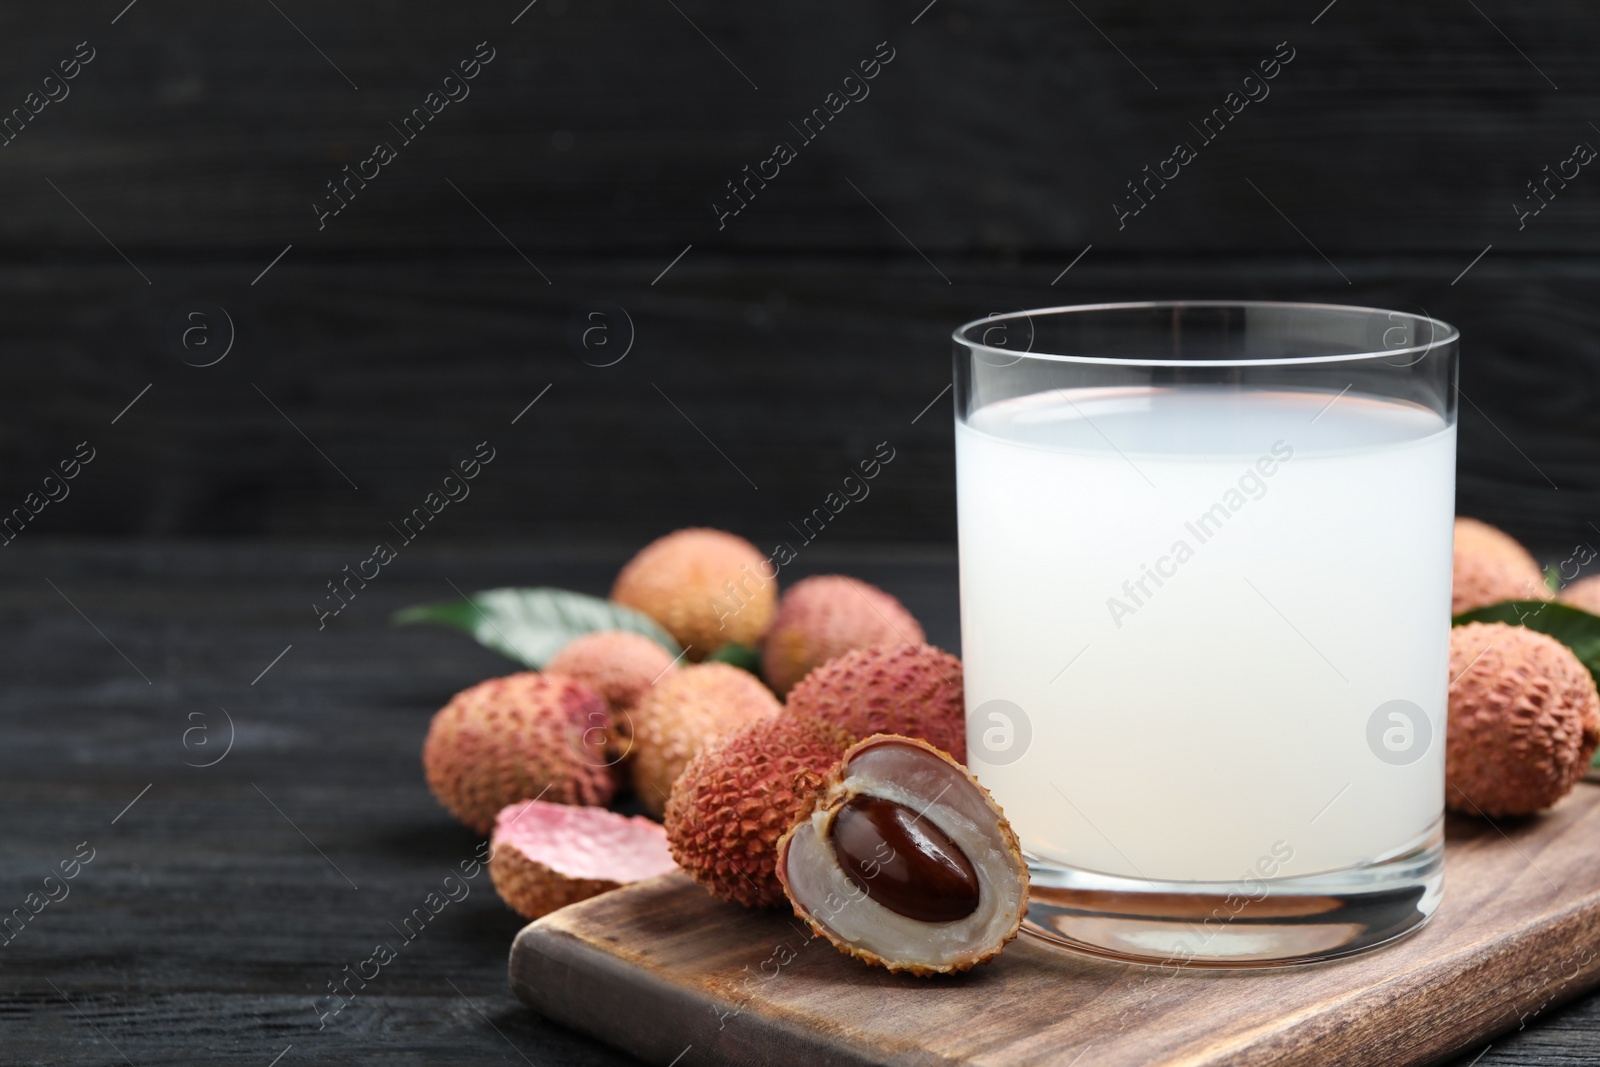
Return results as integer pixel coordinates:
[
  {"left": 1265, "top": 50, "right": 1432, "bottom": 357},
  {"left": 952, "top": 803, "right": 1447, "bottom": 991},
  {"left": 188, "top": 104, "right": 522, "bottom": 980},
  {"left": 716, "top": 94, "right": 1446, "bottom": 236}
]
[
  {"left": 665, "top": 713, "right": 853, "bottom": 908},
  {"left": 612, "top": 528, "right": 775, "bottom": 660},
  {"left": 778, "top": 735, "right": 1028, "bottom": 976},
  {"left": 1454, "top": 517, "right": 1550, "bottom": 614},
  {"left": 631, "top": 662, "right": 781, "bottom": 817},
  {"left": 1558, "top": 575, "right": 1600, "bottom": 615},
  {"left": 1447, "top": 622, "right": 1600, "bottom": 817},
  {"left": 546, "top": 630, "right": 680, "bottom": 762},
  {"left": 423, "top": 673, "right": 614, "bottom": 834},
  {"left": 489, "top": 800, "right": 677, "bottom": 920},
  {"left": 786, "top": 643, "right": 967, "bottom": 764},
  {"left": 761, "top": 576, "right": 926, "bottom": 697}
]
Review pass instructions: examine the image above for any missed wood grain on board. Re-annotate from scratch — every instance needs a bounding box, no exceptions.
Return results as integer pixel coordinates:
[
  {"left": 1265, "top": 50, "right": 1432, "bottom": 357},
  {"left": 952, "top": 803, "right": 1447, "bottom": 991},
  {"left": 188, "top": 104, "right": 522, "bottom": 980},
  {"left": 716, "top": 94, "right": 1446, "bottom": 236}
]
[{"left": 512, "top": 785, "right": 1600, "bottom": 1067}]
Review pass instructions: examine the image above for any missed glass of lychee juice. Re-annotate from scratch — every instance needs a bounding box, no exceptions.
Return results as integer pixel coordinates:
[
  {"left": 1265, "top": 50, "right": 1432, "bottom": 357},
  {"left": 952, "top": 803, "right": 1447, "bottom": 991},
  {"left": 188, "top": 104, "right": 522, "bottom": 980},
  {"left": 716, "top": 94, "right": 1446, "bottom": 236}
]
[{"left": 954, "top": 302, "right": 1458, "bottom": 965}]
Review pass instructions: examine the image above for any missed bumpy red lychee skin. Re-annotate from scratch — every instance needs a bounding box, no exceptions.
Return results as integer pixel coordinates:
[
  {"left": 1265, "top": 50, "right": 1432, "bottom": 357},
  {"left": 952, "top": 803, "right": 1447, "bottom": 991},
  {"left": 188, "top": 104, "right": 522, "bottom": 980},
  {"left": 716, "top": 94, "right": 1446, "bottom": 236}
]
[
  {"left": 664, "top": 714, "right": 853, "bottom": 908},
  {"left": 488, "top": 800, "right": 677, "bottom": 920},
  {"left": 760, "top": 576, "right": 926, "bottom": 697},
  {"left": 631, "top": 662, "right": 781, "bottom": 817},
  {"left": 422, "top": 673, "right": 614, "bottom": 834},
  {"left": 1558, "top": 575, "right": 1600, "bottom": 615},
  {"left": 546, "top": 630, "right": 680, "bottom": 761},
  {"left": 785, "top": 643, "right": 967, "bottom": 764},
  {"left": 1454, "top": 517, "right": 1550, "bottom": 614},
  {"left": 611, "top": 528, "right": 775, "bottom": 660},
  {"left": 1447, "top": 622, "right": 1600, "bottom": 817}
]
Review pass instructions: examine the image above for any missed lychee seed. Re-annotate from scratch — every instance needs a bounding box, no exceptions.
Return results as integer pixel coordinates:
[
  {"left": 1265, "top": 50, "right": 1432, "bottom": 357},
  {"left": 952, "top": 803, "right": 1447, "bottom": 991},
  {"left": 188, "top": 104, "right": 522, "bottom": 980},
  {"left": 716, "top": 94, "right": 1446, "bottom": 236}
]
[{"left": 778, "top": 734, "right": 1029, "bottom": 976}]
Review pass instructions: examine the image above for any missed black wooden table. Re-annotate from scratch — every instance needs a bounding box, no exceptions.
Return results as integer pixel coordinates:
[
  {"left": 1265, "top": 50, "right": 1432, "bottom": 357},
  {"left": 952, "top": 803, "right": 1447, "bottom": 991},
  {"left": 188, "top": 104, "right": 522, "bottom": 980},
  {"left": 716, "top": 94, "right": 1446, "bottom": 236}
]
[{"left": 1, "top": 543, "right": 1591, "bottom": 1065}]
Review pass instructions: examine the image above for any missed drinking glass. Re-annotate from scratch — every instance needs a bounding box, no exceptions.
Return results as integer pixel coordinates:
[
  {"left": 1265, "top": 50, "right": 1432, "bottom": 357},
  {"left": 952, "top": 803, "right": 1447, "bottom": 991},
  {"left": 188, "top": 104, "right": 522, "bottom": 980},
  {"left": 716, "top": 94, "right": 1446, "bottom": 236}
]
[{"left": 954, "top": 302, "right": 1458, "bottom": 965}]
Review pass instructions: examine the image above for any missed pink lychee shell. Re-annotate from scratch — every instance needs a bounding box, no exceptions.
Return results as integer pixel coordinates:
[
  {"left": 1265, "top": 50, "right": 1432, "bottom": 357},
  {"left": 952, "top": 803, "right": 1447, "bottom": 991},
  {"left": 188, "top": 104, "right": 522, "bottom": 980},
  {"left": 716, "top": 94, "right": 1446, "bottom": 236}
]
[{"left": 489, "top": 799, "right": 677, "bottom": 919}]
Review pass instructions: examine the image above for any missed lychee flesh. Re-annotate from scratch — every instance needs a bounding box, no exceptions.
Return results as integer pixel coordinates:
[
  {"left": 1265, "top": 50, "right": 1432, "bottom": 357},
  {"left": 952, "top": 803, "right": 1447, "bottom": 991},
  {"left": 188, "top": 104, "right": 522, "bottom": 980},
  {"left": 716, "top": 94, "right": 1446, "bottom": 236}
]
[
  {"left": 422, "top": 672, "right": 614, "bottom": 834},
  {"left": 785, "top": 643, "right": 967, "bottom": 763},
  {"left": 1453, "top": 517, "right": 1549, "bottom": 614},
  {"left": 546, "top": 630, "right": 681, "bottom": 761},
  {"left": 777, "top": 735, "right": 1028, "bottom": 976},
  {"left": 611, "top": 528, "right": 775, "bottom": 660},
  {"left": 761, "top": 575, "right": 926, "bottom": 697},
  {"left": 664, "top": 713, "right": 853, "bottom": 908},
  {"left": 1447, "top": 622, "right": 1600, "bottom": 817},
  {"left": 631, "top": 662, "right": 781, "bottom": 817},
  {"left": 489, "top": 800, "right": 677, "bottom": 920}
]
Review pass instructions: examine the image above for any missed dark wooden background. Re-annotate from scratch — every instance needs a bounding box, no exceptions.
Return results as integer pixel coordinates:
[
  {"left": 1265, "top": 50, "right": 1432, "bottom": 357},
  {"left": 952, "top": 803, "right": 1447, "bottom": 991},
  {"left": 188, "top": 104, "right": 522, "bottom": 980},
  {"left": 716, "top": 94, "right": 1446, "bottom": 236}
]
[
  {"left": 2, "top": 0, "right": 1597, "bottom": 550},
  {"left": 4, "top": 1, "right": 1600, "bottom": 1064}
]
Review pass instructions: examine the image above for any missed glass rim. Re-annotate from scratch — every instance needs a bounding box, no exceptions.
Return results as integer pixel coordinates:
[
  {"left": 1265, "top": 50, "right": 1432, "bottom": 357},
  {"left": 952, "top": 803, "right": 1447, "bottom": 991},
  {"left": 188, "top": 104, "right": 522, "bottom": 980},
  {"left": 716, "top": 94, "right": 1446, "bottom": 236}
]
[{"left": 953, "top": 300, "right": 1460, "bottom": 368}]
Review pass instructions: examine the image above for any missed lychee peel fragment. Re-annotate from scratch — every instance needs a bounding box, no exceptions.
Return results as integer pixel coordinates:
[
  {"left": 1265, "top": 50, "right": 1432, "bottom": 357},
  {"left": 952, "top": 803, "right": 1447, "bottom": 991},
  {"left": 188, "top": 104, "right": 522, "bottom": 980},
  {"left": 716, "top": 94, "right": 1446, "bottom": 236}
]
[{"left": 489, "top": 800, "right": 676, "bottom": 920}]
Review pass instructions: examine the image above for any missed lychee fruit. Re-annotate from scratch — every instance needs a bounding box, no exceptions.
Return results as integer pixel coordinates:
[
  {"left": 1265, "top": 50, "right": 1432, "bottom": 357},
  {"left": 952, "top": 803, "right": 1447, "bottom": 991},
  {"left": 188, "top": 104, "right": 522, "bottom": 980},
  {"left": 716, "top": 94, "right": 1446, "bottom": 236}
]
[
  {"left": 778, "top": 735, "right": 1028, "bottom": 976},
  {"left": 1454, "top": 517, "right": 1550, "bottom": 614},
  {"left": 786, "top": 643, "right": 967, "bottom": 763},
  {"left": 1447, "top": 622, "right": 1600, "bottom": 817},
  {"left": 488, "top": 799, "right": 678, "bottom": 920},
  {"left": 1558, "top": 575, "right": 1600, "bottom": 615},
  {"left": 761, "top": 576, "right": 926, "bottom": 697},
  {"left": 665, "top": 713, "right": 853, "bottom": 908},
  {"left": 422, "top": 673, "right": 614, "bottom": 834},
  {"left": 631, "top": 662, "right": 782, "bottom": 817},
  {"left": 612, "top": 528, "right": 775, "bottom": 660},
  {"left": 546, "top": 630, "right": 681, "bottom": 762}
]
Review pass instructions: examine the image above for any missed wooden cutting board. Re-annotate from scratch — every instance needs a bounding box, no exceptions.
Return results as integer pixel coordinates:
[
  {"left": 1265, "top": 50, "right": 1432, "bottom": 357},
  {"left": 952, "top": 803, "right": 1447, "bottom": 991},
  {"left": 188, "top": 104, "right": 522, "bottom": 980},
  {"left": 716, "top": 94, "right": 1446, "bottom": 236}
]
[{"left": 510, "top": 784, "right": 1600, "bottom": 1067}]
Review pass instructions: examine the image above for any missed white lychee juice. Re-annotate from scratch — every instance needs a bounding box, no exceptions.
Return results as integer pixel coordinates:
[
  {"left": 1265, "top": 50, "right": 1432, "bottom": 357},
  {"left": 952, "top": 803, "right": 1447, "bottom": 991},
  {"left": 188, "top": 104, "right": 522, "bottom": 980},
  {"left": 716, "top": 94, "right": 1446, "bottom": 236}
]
[{"left": 957, "top": 386, "right": 1454, "bottom": 884}]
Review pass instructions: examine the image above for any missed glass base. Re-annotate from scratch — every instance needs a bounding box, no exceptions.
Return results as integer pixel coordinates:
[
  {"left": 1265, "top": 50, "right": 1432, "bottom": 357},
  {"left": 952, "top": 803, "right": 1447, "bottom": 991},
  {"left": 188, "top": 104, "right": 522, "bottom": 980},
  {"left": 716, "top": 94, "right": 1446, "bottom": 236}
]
[{"left": 1021, "top": 823, "right": 1444, "bottom": 967}]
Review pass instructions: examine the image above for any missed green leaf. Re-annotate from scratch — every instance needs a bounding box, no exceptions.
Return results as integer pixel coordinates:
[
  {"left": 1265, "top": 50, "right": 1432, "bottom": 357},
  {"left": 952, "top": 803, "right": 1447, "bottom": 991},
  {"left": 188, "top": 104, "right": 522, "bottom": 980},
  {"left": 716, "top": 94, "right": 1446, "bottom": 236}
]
[
  {"left": 392, "top": 587, "right": 680, "bottom": 669},
  {"left": 706, "top": 641, "right": 763, "bottom": 677}
]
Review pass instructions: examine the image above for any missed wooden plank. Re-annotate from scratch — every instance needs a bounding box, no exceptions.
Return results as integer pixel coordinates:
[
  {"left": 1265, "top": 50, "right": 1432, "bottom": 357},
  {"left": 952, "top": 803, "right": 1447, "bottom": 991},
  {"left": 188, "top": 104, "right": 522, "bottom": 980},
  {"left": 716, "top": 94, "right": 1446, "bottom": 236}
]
[
  {"left": 511, "top": 785, "right": 1600, "bottom": 1067},
  {"left": 2, "top": 256, "right": 1598, "bottom": 549},
  {"left": 0, "top": 542, "right": 1593, "bottom": 1066},
  {"left": 0, "top": 2, "right": 1594, "bottom": 252}
]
